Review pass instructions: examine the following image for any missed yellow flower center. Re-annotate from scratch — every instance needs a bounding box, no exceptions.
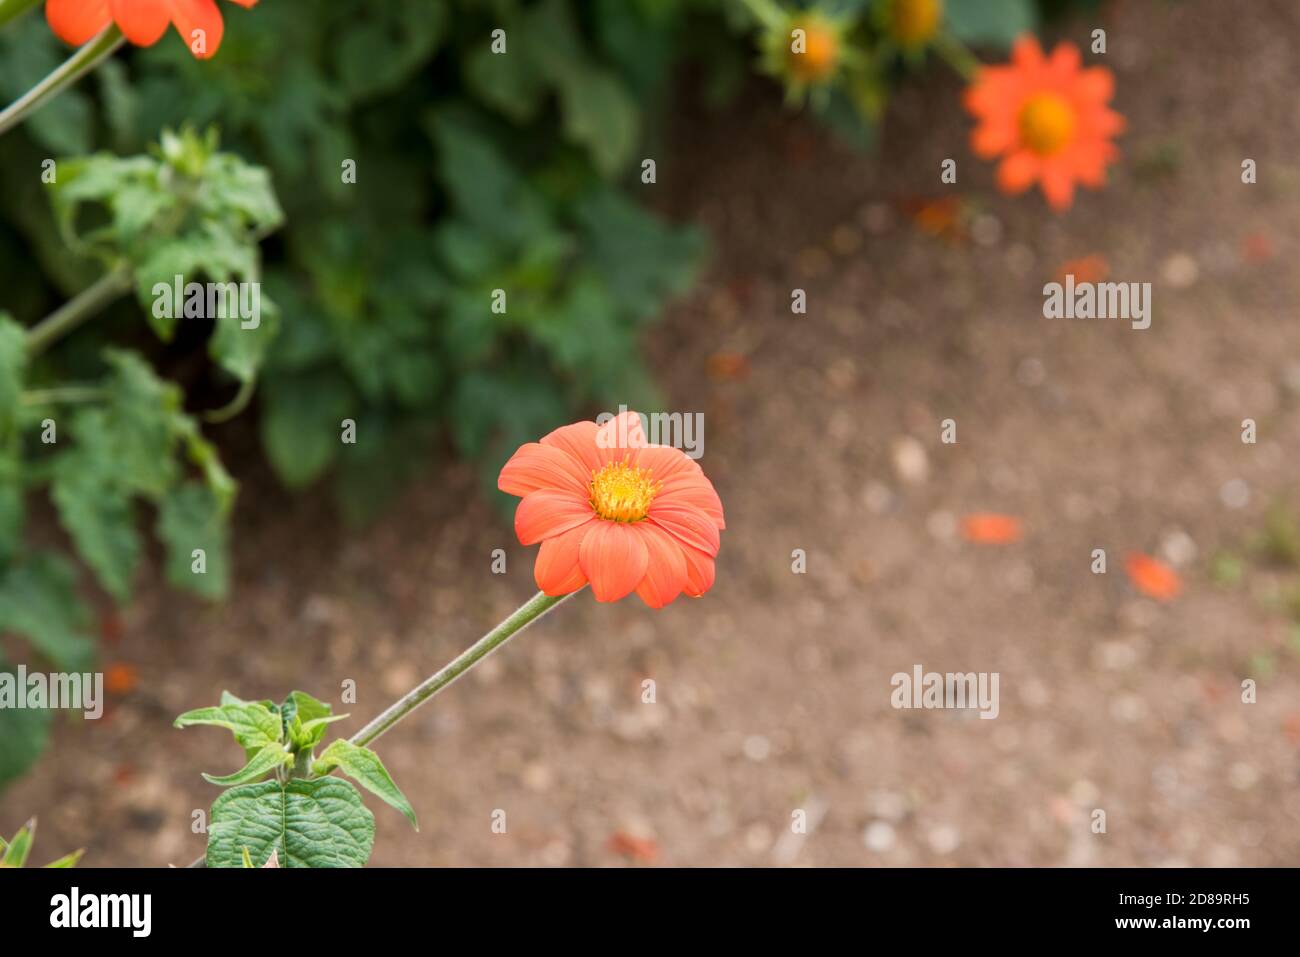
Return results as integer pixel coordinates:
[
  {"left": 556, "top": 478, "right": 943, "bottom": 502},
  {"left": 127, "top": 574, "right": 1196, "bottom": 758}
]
[
  {"left": 590, "top": 458, "right": 660, "bottom": 523},
  {"left": 889, "top": 0, "right": 942, "bottom": 47},
  {"left": 786, "top": 21, "right": 839, "bottom": 82},
  {"left": 1018, "top": 93, "right": 1076, "bottom": 156}
]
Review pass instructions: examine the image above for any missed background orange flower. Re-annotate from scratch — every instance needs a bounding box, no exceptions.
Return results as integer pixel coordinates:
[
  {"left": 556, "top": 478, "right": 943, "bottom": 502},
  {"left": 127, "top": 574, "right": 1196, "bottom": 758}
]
[
  {"left": 47, "top": 0, "right": 257, "bottom": 58},
  {"left": 965, "top": 35, "right": 1124, "bottom": 211}
]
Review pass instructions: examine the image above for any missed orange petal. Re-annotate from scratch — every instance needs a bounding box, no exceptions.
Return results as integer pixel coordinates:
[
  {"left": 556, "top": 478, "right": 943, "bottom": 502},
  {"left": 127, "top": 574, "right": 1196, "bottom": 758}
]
[
  {"left": 47, "top": 0, "right": 112, "bottom": 45},
  {"left": 539, "top": 419, "right": 604, "bottom": 475},
  {"left": 1125, "top": 553, "right": 1181, "bottom": 601},
  {"left": 680, "top": 544, "right": 716, "bottom": 598},
  {"left": 498, "top": 442, "right": 590, "bottom": 498},
  {"left": 1010, "top": 34, "right": 1045, "bottom": 72},
  {"left": 533, "top": 521, "right": 592, "bottom": 595},
  {"left": 647, "top": 502, "right": 720, "bottom": 557},
  {"left": 997, "top": 151, "right": 1040, "bottom": 194},
  {"left": 633, "top": 522, "right": 688, "bottom": 609},
  {"left": 110, "top": 0, "right": 170, "bottom": 44},
  {"left": 167, "top": 0, "right": 224, "bottom": 58},
  {"left": 1039, "top": 162, "right": 1076, "bottom": 211},
  {"left": 633, "top": 444, "right": 703, "bottom": 484},
  {"left": 656, "top": 473, "right": 725, "bottom": 530},
  {"left": 226, "top": 0, "right": 258, "bottom": 6},
  {"left": 514, "top": 489, "right": 593, "bottom": 546},
  {"left": 594, "top": 410, "right": 648, "bottom": 463},
  {"left": 971, "top": 117, "right": 1018, "bottom": 159},
  {"left": 579, "top": 521, "right": 649, "bottom": 602},
  {"left": 960, "top": 513, "right": 1023, "bottom": 545}
]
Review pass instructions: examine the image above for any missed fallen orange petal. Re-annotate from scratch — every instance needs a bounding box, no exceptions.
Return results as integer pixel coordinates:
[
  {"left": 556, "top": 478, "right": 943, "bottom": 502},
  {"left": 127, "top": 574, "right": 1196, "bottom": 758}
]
[
  {"left": 960, "top": 513, "right": 1023, "bottom": 545},
  {"left": 1056, "top": 253, "right": 1109, "bottom": 284},
  {"left": 1125, "top": 552, "right": 1182, "bottom": 601},
  {"left": 104, "top": 662, "right": 138, "bottom": 695},
  {"left": 607, "top": 831, "right": 660, "bottom": 862}
]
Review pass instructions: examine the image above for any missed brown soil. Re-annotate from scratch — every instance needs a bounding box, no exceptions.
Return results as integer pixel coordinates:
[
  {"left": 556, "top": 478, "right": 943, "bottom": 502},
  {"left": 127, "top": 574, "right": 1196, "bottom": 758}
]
[{"left": 3, "top": 0, "right": 1299, "bottom": 866}]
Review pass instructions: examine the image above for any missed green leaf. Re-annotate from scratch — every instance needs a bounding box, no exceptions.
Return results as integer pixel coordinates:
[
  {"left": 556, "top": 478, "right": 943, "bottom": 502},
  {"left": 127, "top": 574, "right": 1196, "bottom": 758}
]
[
  {"left": 156, "top": 481, "right": 230, "bottom": 600},
  {"left": 0, "top": 555, "right": 93, "bottom": 670},
  {"left": 282, "top": 689, "right": 345, "bottom": 750},
  {"left": 206, "top": 777, "right": 375, "bottom": 868},
  {"left": 174, "top": 698, "right": 283, "bottom": 752},
  {"left": 0, "top": 696, "right": 51, "bottom": 789},
  {"left": 50, "top": 461, "right": 139, "bottom": 602},
  {"left": 43, "top": 848, "right": 84, "bottom": 868},
  {"left": 313, "top": 739, "right": 418, "bottom": 830},
  {"left": 558, "top": 69, "right": 639, "bottom": 176},
  {"left": 202, "top": 741, "right": 291, "bottom": 786},
  {"left": 0, "top": 313, "right": 26, "bottom": 428},
  {"left": 944, "top": 0, "right": 1037, "bottom": 48},
  {"left": 0, "top": 819, "right": 33, "bottom": 867},
  {"left": 259, "top": 369, "right": 354, "bottom": 487}
]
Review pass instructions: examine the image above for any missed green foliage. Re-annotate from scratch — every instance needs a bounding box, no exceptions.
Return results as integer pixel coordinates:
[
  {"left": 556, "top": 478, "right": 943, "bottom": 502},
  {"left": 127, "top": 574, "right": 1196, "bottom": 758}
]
[
  {"left": 178, "top": 690, "right": 411, "bottom": 867},
  {"left": 944, "top": 0, "right": 1038, "bottom": 47},
  {"left": 0, "top": 817, "right": 83, "bottom": 868}
]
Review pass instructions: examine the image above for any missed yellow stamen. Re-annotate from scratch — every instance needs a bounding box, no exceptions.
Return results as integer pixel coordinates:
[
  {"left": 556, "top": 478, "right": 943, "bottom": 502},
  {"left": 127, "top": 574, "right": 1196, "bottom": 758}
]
[
  {"left": 1019, "top": 93, "right": 1076, "bottom": 156},
  {"left": 590, "top": 457, "right": 660, "bottom": 523}
]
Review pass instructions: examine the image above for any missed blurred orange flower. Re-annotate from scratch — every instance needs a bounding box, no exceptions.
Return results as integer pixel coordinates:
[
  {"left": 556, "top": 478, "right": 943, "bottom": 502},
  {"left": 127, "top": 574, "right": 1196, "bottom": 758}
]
[
  {"left": 498, "top": 411, "right": 725, "bottom": 607},
  {"left": 104, "top": 662, "right": 138, "bottom": 695},
  {"left": 1125, "top": 552, "right": 1182, "bottom": 601},
  {"left": 47, "top": 0, "right": 257, "bottom": 59},
  {"left": 964, "top": 36, "right": 1124, "bottom": 211},
  {"left": 960, "top": 513, "right": 1023, "bottom": 545}
]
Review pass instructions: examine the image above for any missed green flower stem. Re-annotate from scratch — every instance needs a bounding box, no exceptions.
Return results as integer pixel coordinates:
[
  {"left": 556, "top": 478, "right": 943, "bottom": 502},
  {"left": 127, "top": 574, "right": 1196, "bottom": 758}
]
[
  {"left": 0, "top": 0, "right": 42, "bottom": 30},
  {"left": 934, "top": 32, "right": 981, "bottom": 81},
  {"left": 25, "top": 264, "right": 132, "bottom": 356},
  {"left": 350, "top": 589, "right": 575, "bottom": 748},
  {"left": 20, "top": 385, "right": 109, "bottom": 405},
  {"left": 0, "top": 25, "right": 125, "bottom": 139}
]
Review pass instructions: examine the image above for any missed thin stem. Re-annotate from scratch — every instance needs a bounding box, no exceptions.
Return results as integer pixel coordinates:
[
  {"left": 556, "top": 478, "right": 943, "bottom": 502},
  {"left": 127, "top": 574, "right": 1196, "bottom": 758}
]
[
  {"left": 934, "top": 32, "right": 981, "bottom": 81},
  {"left": 0, "top": 25, "right": 125, "bottom": 138},
  {"left": 25, "top": 264, "right": 132, "bottom": 356},
  {"left": 350, "top": 589, "right": 575, "bottom": 748},
  {"left": 20, "top": 385, "right": 108, "bottom": 405},
  {"left": 0, "top": 0, "right": 42, "bottom": 31}
]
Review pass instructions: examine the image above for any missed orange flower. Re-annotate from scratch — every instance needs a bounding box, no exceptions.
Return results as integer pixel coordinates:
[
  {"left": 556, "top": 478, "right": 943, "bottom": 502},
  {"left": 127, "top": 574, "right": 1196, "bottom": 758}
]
[
  {"left": 498, "top": 411, "right": 725, "bottom": 607},
  {"left": 960, "top": 513, "right": 1023, "bottom": 545},
  {"left": 47, "top": 0, "right": 257, "bottom": 59},
  {"left": 964, "top": 36, "right": 1124, "bottom": 211},
  {"left": 1125, "top": 552, "right": 1181, "bottom": 601}
]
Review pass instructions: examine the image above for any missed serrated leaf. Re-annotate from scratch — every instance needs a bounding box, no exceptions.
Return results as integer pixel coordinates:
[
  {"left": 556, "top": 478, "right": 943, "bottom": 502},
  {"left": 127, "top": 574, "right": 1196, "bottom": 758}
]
[
  {"left": 202, "top": 741, "right": 291, "bottom": 786},
  {"left": 207, "top": 777, "right": 375, "bottom": 868},
  {"left": 313, "top": 739, "right": 417, "bottom": 830},
  {"left": 50, "top": 461, "right": 139, "bottom": 602},
  {"left": 174, "top": 699, "right": 283, "bottom": 752},
  {"left": 156, "top": 481, "right": 229, "bottom": 600}
]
